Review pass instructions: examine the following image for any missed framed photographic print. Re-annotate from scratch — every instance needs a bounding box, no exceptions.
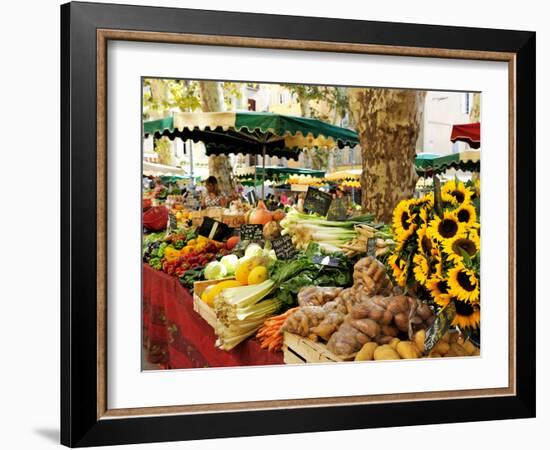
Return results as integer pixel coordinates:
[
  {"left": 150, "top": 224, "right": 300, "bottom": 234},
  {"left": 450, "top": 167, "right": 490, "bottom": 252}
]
[{"left": 61, "top": 1, "right": 536, "bottom": 447}]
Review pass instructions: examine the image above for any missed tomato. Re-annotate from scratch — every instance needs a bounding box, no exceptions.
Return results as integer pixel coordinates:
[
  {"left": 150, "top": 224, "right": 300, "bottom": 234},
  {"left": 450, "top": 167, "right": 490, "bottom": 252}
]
[{"left": 225, "top": 236, "right": 240, "bottom": 250}]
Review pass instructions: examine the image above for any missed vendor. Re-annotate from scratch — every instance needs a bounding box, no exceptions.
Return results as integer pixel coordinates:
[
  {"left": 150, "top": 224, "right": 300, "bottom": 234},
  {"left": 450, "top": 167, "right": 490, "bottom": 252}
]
[
  {"left": 201, "top": 175, "right": 228, "bottom": 208},
  {"left": 327, "top": 186, "right": 352, "bottom": 219}
]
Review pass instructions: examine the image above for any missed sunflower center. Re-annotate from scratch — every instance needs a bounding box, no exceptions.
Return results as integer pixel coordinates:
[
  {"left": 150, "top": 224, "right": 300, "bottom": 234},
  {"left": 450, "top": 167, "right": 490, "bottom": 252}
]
[
  {"left": 457, "top": 209, "right": 470, "bottom": 223},
  {"left": 421, "top": 235, "right": 432, "bottom": 254},
  {"left": 452, "top": 238, "right": 477, "bottom": 257},
  {"left": 437, "top": 279, "right": 449, "bottom": 294},
  {"left": 454, "top": 299, "right": 475, "bottom": 316},
  {"left": 457, "top": 271, "right": 476, "bottom": 292},
  {"left": 401, "top": 211, "right": 410, "bottom": 230},
  {"left": 452, "top": 190, "right": 465, "bottom": 203},
  {"left": 438, "top": 219, "right": 458, "bottom": 238}
]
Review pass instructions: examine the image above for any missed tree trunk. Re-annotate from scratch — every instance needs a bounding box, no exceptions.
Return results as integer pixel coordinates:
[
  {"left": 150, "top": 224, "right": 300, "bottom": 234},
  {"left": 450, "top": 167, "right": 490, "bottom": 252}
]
[
  {"left": 348, "top": 88, "right": 426, "bottom": 222},
  {"left": 469, "top": 93, "right": 481, "bottom": 122},
  {"left": 198, "top": 81, "right": 236, "bottom": 194}
]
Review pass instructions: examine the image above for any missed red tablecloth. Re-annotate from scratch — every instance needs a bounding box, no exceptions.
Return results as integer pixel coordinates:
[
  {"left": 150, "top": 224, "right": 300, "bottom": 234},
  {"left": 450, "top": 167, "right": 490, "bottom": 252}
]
[{"left": 143, "top": 264, "right": 284, "bottom": 368}]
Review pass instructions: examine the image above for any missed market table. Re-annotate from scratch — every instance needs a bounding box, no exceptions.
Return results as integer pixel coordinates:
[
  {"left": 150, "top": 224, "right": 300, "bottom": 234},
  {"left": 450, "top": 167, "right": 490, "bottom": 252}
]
[{"left": 143, "top": 264, "right": 284, "bottom": 368}]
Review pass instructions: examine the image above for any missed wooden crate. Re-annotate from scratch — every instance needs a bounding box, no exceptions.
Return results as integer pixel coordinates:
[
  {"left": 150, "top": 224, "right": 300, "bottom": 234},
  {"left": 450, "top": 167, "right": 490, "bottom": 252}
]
[
  {"left": 282, "top": 332, "right": 356, "bottom": 364},
  {"left": 192, "top": 278, "right": 234, "bottom": 329}
]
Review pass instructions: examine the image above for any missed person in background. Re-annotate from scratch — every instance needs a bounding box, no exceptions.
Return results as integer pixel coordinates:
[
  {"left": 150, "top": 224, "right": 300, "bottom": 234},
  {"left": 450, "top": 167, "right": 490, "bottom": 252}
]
[
  {"left": 327, "top": 186, "right": 352, "bottom": 219},
  {"left": 280, "top": 192, "right": 290, "bottom": 206},
  {"left": 296, "top": 193, "right": 306, "bottom": 212},
  {"left": 201, "top": 176, "right": 228, "bottom": 208}
]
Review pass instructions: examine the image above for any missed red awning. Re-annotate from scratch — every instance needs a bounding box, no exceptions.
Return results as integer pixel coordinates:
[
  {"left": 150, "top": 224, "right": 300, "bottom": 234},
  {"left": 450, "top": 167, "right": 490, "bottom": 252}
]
[{"left": 450, "top": 122, "right": 480, "bottom": 149}]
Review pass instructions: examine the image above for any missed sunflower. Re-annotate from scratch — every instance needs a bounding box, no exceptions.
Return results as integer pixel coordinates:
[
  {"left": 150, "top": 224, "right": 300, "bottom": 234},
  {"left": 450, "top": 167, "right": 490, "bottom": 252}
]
[
  {"left": 443, "top": 234, "right": 480, "bottom": 263},
  {"left": 451, "top": 299, "right": 480, "bottom": 329},
  {"left": 413, "top": 253, "right": 430, "bottom": 286},
  {"left": 388, "top": 254, "right": 408, "bottom": 287},
  {"left": 426, "top": 276, "right": 451, "bottom": 307},
  {"left": 454, "top": 203, "right": 477, "bottom": 227},
  {"left": 474, "top": 179, "right": 480, "bottom": 198},
  {"left": 414, "top": 192, "right": 434, "bottom": 210},
  {"left": 418, "top": 206, "right": 430, "bottom": 224},
  {"left": 417, "top": 224, "right": 433, "bottom": 257},
  {"left": 468, "top": 228, "right": 480, "bottom": 249},
  {"left": 470, "top": 221, "right": 481, "bottom": 238},
  {"left": 431, "top": 247, "right": 445, "bottom": 277},
  {"left": 442, "top": 180, "right": 473, "bottom": 205},
  {"left": 428, "top": 211, "right": 466, "bottom": 243},
  {"left": 448, "top": 263, "right": 480, "bottom": 302},
  {"left": 392, "top": 199, "right": 417, "bottom": 243}
]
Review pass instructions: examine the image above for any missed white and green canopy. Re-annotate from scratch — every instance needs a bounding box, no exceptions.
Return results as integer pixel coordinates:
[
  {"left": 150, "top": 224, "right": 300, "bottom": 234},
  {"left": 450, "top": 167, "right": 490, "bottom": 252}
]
[
  {"left": 415, "top": 151, "right": 480, "bottom": 177},
  {"left": 144, "top": 111, "right": 359, "bottom": 198},
  {"left": 143, "top": 111, "right": 359, "bottom": 160}
]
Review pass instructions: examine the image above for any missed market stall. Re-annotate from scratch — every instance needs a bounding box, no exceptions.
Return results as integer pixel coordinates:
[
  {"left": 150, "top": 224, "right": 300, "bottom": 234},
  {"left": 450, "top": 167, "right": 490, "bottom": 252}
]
[
  {"left": 324, "top": 169, "right": 361, "bottom": 181},
  {"left": 143, "top": 111, "right": 358, "bottom": 198},
  {"left": 415, "top": 150, "right": 480, "bottom": 177},
  {"left": 450, "top": 122, "right": 481, "bottom": 149},
  {"left": 142, "top": 174, "right": 481, "bottom": 368},
  {"left": 142, "top": 115, "right": 480, "bottom": 369}
]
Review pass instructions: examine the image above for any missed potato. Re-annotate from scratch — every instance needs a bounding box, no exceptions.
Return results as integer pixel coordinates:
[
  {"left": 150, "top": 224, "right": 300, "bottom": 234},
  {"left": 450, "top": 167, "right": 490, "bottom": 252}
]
[
  {"left": 471, "top": 348, "right": 481, "bottom": 356},
  {"left": 388, "top": 338, "right": 401, "bottom": 349},
  {"left": 355, "top": 342, "right": 378, "bottom": 361},
  {"left": 448, "top": 332, "right": 459, "bottom": 344},
  {"left": 432, "top": 340, "right": 450, "bottom": 356},
  {"left": 461, "top": 340, "right": 478, "bottom": 355},
  {"left": 429, "top": 353, "right": 442, "bottom": 357},
  {"left": 382, "top": 324, "right": 398, "bottom": 337},
  {"left": 440, "top": 332, "right": 451, "bottom": 343},
  {"left": 374, "top": 344, "right": 400, "bottom": 360},
  {"left": 348, "top": 318, "right": 380, "bottom": 338},
  {"left": 394, "top": 313, "right": 409, "bottom": 332},
  {"left": 310, "top": 324, "right": 337, "bottom": 341},
  {"left": 377, "top": 335, "right": 394, "bottom": 345},
  {"left": 307, "top": 333, "right": 318, "bottom": 342},
  {"left": 414, "top": 329, "right": 426, "bottom": 353},
  {"left": 396, "top": 341, "right": 420, "bottom": 359},
  {"left": 450, "top": 343, "right": 469, "bottom": 357}
]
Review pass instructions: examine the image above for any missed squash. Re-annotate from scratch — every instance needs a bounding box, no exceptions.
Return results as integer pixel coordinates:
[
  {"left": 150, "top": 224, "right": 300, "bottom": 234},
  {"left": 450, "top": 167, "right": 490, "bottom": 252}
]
[{"left": 249, "top": 207, "right": 273, "bottom": 225}]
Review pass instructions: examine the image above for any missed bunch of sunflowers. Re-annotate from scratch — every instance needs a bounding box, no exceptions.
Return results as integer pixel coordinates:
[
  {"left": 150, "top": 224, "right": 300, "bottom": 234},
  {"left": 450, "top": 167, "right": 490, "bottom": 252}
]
[{"left": 387, "top": 179, "right": 480, "bottom": 332}]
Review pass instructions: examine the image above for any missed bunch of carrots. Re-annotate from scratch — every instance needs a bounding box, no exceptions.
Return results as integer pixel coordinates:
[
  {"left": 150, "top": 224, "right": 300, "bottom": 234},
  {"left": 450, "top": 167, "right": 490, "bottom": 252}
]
[{"left": 256, "top": 307, "right": 299, "bottom": 352}]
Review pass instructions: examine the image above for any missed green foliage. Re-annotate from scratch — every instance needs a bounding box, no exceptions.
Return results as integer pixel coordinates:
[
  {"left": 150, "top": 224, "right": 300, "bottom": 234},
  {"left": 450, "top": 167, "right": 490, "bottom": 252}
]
[
  {"left": 154, "top": 137, "right": 173, "bottom": 165},
  {"left": 222, "top": 82, "right": 242, "bottom": 109},
  {"left": 143, "top": 78, "right": 244, "bottom": 118},
  {"left": 268, "top": 243, "right": 353, "bottom": 307}
]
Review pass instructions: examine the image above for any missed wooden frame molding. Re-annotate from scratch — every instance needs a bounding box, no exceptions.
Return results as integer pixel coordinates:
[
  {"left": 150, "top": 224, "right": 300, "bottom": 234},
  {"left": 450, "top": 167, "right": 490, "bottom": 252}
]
[{"left": 96, "top": 29, "right": 517, "bottom": 420}]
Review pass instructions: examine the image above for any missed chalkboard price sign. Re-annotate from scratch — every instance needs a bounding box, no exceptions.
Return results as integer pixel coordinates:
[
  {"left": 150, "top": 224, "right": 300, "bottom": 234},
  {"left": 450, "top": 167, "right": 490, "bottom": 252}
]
[
  {"left": 272, "top": 235, "right": 297, "bottom": 260},
  {"left": 239, "top": 224, "right": 264, "bottom": 242},
  {"left": 168, "top": 213, "right": 177, "bottom": 231},
  {"left": 304, "top": 187, "right": 332, "bottom": 217},
  {"left": 197, "top": 217, "right": 231, "bottom": 241}
]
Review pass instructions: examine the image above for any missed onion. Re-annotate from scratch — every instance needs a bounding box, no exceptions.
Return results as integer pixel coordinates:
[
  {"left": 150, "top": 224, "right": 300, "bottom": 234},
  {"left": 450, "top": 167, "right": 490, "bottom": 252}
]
[{"left": 249, "top": 208, "right": 272, "bottom": 225}]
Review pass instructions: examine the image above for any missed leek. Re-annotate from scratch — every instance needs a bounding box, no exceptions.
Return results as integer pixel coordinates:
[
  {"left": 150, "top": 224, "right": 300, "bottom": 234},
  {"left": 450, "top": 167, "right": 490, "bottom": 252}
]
[
  {"left": 214, "top": 280, "right": 281, "bottom": 350},
  {"left": 281, "top": 208, "right": 388, "bottom": 253}
]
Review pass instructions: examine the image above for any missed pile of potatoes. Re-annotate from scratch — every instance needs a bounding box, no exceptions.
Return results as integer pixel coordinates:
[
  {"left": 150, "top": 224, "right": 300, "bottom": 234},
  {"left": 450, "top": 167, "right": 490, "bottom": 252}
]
[{"left": 354, "top": 329, "right": 480, "bottom": 361}]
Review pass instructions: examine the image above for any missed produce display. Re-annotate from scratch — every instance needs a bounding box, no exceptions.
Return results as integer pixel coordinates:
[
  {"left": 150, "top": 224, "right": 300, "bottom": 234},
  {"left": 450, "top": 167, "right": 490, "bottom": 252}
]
[
  {"left": 256, "top": 308, "right": 299, "bottom": 352},
  {"left": 280, "top": 208, "right": 389, "bottom": 255},
  {"left": 212, "top": 242, "right": 354, "bottom": 350},
  {"left": 143, "top": 230, "right": 230, "bottom": 288},
  {"left": 354, "top": 329, "right": 479, "bottom": 361},
  {"left": 143, "top": 177, "right": 480, "bottom": 364}
]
